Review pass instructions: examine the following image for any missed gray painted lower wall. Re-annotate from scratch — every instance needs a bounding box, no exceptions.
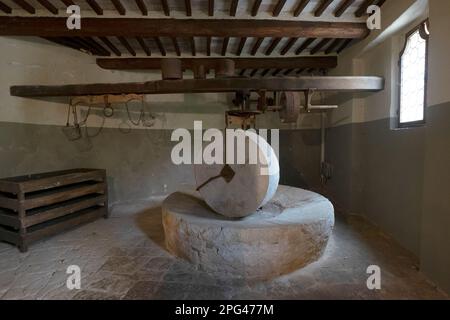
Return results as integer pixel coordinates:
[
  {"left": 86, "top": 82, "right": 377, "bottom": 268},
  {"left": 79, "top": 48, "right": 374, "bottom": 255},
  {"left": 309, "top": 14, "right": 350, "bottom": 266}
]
[{"left": 0, "top": 122, "right": 321, "bottom": 204}]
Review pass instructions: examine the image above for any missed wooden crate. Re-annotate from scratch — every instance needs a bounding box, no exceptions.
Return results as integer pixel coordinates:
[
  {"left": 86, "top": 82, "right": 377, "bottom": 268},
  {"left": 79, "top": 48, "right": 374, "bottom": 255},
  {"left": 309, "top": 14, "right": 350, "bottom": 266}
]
[{"left": 0, "top": 169, "right": 108, "bottom": 252}]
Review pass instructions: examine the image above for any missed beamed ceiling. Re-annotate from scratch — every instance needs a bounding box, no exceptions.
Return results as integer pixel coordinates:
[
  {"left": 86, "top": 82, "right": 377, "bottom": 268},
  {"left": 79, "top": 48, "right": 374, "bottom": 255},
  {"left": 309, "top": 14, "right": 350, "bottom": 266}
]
[{"left": 0, "top": 0, "right": 387, "bottom": 77}]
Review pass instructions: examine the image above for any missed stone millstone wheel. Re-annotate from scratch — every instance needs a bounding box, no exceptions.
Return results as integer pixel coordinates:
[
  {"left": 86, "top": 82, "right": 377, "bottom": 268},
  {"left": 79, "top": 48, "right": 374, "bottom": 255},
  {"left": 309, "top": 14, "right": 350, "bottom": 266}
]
[
  {"left": 194, "top": 131, "right": 280, "bottom": 218},
  {"left": 279, "top": 91, "right": 301, "bottom": 123}
]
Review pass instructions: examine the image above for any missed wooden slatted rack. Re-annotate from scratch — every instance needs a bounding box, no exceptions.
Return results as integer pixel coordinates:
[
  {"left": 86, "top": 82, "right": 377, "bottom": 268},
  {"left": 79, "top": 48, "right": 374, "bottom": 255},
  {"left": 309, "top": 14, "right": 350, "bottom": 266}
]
[{"left": 0, "top": 169, "right": 108, "bottom": 252}]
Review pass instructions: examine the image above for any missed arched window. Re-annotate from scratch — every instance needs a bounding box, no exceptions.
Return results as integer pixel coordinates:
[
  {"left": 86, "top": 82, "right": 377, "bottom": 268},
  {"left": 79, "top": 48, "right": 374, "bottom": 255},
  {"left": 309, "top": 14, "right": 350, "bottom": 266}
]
[{"left": 398, "top": 20, "right": 429, "bottom": 127}]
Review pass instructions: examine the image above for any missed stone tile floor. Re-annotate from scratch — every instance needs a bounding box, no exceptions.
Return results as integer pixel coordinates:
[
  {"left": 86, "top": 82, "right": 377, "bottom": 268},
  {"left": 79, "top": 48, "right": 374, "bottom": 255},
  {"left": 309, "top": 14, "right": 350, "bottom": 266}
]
[{"left": 0, "top": 198, "right": 448, "bottom": 300}]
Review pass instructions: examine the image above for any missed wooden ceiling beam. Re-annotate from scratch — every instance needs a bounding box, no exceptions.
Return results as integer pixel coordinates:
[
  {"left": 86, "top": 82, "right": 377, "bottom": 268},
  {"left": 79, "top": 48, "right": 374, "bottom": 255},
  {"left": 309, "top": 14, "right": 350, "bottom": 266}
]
[
  {"left": 236, "top": 37, "right": 246, "bottom": 56},
  {"left": 273, "top": 0, "right": 287, "bottom": 17},
  {"left": 0, "top": 1, "right": 12, "bottom": 14},
  {"left": 161, "top": 0, "right": 170, "bottom": 16},
  {"left": 37, "top": 0, "right": 58, "bottom": 14},
  {"left": 250, "top": 69, "right": 259, "bottom": 77},
  {"left": 221, "top": 37, "right": 229, "bottom": 56},
  {"left": 251, "top": 38, "right": 264, "bottom": 56},
  {"left": 136, "top": 37, "right": 151, "bottom": 56},
  {"left": 336, "top": 38, "right": 352, "bottom": 53},
  {"left": 334, "top": 0, "right": 355, "bottom": 17},
  {"left": 355, "top": 0, "right": 375, "bottom": 17},
  {"left": 265, "top": 37, "right": 282, "bottom": 56},
  {"left": 86, "top": 0, "right": 103, "bottom": 15},
  {"left": 261, "top": 69, "right": 270, "bottom": 77},
  {"left": 295, "top": 38, "right": 316, "bottom": 55},
  {"left": 239, "top": 69, "right": 247, "bottom": 76},
  {"left": 310, "top": 38, "right": 331, "bottom": 55},
  {"left": 324, "top": 38, "right": 342, "bottom": 54},
  {"left": 154, "top": 37, "right": 166, "bottom": 56},
  {"left": 190, "top": 37, "right": 196, "bottom": 56},
  {"left": 0, "top": 17, "right": 370, "bottom": 39},
  {"left": 171, "top": 37, "right": 181, "bottom": 56},
  {"left": 99, "top": 37, "right": 122, "bottom": 56},
  {"left": 185, "top": 0, "right": 192, "bottom": 16},
  {"left": 206, "top": 37, "right": 211, "bottom": 56},
  {"left": 97, "top": 57, "right": 338, "bottom": 70},
  {"left": 118, "top": 37, "right": 136, "bottom": 56},
  {"left": 11, "top": 0, "right": 35, "bottom": 14},
  {"left": 135, "top": 0, "right": 148, "bottom": 15},
  {"left": 314, "top": 0, "right": 333, "bottom": 17},
  {"left": 293, "top": 0, "right": 310, "bottom": 17},
  {"left": 280, "top": 38, "right": 297, "bottom": 55},
  {"left": 59, "top": 0, "right": 74, "bottom": 6},
  {"left": 208, "top": 0, "right": 214, "bottom": 16},
  {"left": 230, "top": 0, "right": 239, "bottom": 16},
  {"left": 110, "top": 0, "right": 126, "bottom": 15},
  {"left": 251, "top": 0, "right": 262, "bottom": 17},
  {"left": 10, "top": 77, "right": 385, "bottom": 97},
  {"left": 283, "top": 69, "right": 294, "bottom": 76}
]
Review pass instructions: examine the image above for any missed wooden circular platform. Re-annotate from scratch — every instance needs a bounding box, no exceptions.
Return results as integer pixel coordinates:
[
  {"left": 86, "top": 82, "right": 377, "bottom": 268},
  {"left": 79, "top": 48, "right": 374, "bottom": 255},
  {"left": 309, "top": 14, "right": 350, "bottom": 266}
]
[{"left": 162, "top": 185, "right": 335, "bottom": 280}]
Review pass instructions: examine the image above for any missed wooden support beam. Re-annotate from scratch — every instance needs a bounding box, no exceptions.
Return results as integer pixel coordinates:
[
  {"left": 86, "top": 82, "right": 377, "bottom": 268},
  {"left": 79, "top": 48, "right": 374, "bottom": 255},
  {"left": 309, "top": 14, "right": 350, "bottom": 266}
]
[
  {"left": 272, "top": 69, "right": 282, "bottom": 76},
  {"left": 185, "top": 0, "right": 192, "bottom": 16},
  {"left": 136, "top": 37, "right": 151, "bottom": 56},
  {"left": 111, "top": 0, "right": 126, "bottom": 15},
  {"left": 230, "top": 0, "right": 238, "bottom": 16},
  {"left": 250, "top": 69, "right": 259, "bottom": 77},
  {"left": 265, "top": 38, "right": 282, "bottom": 56},
  {"left": 293, "top": 0, "right": 310, "bottom": 17},
  {"left": 295, "top": 38, "right": 316, "bottom": 55},
  {"left": 236, "top": 37, "right": 246, "bottom": 56},
  {"left": 83, "top": 37, "right": 110, "bottom": 56},
  {"left": 190, "top": 37, "right": 196, "bottom": 56},
  {"left": 261, "top": 69, "right": 270, "bottom": 77},
  {"left": 118, "top": 37, "right": 136, "bottom": 56},
  {"left": 208, "top": 0, "right": 214, "bottom": 16},
  {"left": 0, "top": 17, "right": 370, "bottom": 39},
  {"left": 10, "top": 77, "right": 385, "bottom": 97},
  {"left": 273, "top": 0, "right": 287, "bottom": 17},
  {"left": 251, "top": 0, "right": 262, "bottom": 16},
  {"left": 43, "top": 37, "right": 84, "bottom": 52},
  {"left": 59, "top": 0, "right": 74, "bottom": 6},
  {"left": 206, "top": 37, "right": 211, "bottom": 56},
  {"left": 280, "top": 38, "right": 297, "bottom": 55},
  {"left": 376, "top": 0, "right": 386, "bottom": 8},
  {"left": 12, "top": 1, "right": 35, "bottom": 14},
  {"left": 97, "top": 56, "right": 338, "bottom": 71},
  {"left": 99, "top": 37, "right": 121, "bottom": 56},
  {"left": 70, "top": 37, "right": 94, "bottom": 53},
  {"left": 355, "top": 0, "right": 375, "bottom": 17},
  {"left": 251, "top": 38, "right": 264, "bottom": 56},
  {"left": 283, "top": 69, "right": 294, "bottom": 76},
  {"left": 310, "top": 38, "right": 331, "bottom": 55},
  {"left": 239, "top": 69, "right": 247, "bottom": 76},
  {"left": 171, "top": 37, "right": 181, "bottom": 56},
  {"left": 296, "top": 68, "right": 306, "bottom": 75},
  {"left": 0, "top": 1, "right": 12, "bottom": 14},
  {"left": 324, "top": 38, "right": 342, "bottom": 54},
  {"left": 86, "top": 0, "right": 103, "bottom": 15},
  {"left": 334, "top": 0, "right": 355, "bottom": 17},
  {"left": 154, "top": 37, "right": 166, "bottom": 56},
  {"left": 222, "top": 37, "right": 229, "bottom": 56},
  {"left": 336, "top": 38, "right": 352, "bottom": 53},
  {"left": 135, "top": 0, "right": 148, "bottom": 15},
  {"left": 37, "top": 0, "right": 58, "bottom": 14},
  {"left": 314, "top": 0, "right": 333, "bottom": 17},
  {"left": 161, "top": 0, "right": 170, "bottom": 16}
]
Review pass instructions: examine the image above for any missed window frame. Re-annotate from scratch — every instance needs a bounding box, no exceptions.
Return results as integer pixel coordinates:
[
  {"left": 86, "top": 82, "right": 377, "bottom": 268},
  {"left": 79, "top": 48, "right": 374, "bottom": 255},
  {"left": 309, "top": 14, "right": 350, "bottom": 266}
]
[{"left": 397, "top": 19, "right": 429, "bottom": 128}]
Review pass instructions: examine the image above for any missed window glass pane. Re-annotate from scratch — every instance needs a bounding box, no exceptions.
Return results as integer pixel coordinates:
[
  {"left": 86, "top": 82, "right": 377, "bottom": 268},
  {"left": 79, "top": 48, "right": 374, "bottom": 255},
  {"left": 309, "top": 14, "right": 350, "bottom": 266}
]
[{"left": 400, "top": 29, "right": 426, "bottom": 124}]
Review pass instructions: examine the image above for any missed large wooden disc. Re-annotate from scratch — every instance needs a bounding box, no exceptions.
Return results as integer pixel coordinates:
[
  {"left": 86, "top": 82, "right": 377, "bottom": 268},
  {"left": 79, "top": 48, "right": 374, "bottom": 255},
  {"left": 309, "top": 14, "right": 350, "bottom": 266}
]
[{"left": 194, "top": 131, "right": 279, "bottom": 218}]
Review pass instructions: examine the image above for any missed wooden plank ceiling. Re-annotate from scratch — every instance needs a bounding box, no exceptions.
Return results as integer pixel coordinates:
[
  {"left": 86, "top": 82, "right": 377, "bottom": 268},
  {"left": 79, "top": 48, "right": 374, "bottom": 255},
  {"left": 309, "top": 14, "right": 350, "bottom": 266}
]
[{"left": 0, "top": 0, "right": 387, "bottom": 77}]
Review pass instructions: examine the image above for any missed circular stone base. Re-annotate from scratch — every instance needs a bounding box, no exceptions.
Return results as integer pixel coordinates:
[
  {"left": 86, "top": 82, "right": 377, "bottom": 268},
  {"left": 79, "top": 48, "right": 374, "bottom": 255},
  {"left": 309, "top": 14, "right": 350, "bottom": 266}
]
[{"left": 162, "top": 185, "right": 335, "bottom": 280}]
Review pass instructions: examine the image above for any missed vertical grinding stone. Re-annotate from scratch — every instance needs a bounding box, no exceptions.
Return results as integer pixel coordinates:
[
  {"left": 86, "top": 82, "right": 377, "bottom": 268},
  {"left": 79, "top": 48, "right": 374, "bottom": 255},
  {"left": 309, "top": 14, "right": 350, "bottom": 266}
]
[{"left": 194, "top": 131, "right": 279, "bottom": 218}]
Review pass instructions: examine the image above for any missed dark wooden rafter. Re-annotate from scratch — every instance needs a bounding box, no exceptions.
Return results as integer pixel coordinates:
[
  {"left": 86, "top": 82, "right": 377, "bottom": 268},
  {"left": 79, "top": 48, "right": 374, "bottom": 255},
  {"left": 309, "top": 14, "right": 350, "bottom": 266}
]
[
  {"left": 110, "top": 0, "right": 126, "bottom": 15},
  {"left": 68, "top": 37, "right": 93, "bottom": 53},
  {"left": 59, "top": 0, "right": 74, "bottom": 6},
  {"left": 272, "top": 69, "right": 282, "bottom": 76},
  {"left": 190, "top": 37, "right": 196, "bottom": 56},
  {"left": 206, "top": 37, "right": 211, "bottom": 56},
  {"left": 154, "top": 37, "right": 166, "bottom": 56},
  {"left": 334, "top": 0, "right": 355, "bottom": 17},
  {"left": 280, "top": 38, "right": 297, "bottom": 55},
  {"left": 136, "top": 37, "right": 151, "bottom": 56},
  {"left": 355, "top": 0, "right": 375, "bottom": 17},
  {"left": 293, "top": 0, "right": 310, "bottom": 17},
  {"left": 236, "top": 37, "right": 246, "bottom": 56},
  {"left": 79, "top": 37, "right": 110, "bottom": 56},
  {"left": 99, "top": 37, "right": 121, "bottom": 56},
  {"left": 376, "top": 0, "right": 386, "bottom": 8},
  {"left": 325, "top": 38, "right": 342, "bottom": 54},
  {"left": 251, "top": 0, "right": 262, "bottom": 17},
  {"left": 273, "top": 0, "right": 287, "bottom": 17},
  {"left": 0, "top": 1, "right": 12, "bottom": 14},
  {"left": 97, "top": 57, "right": 338, "bottom": 71},
  {"left": 117, "top": 37, "right": 136, "bottom": 56},
  {"left": 86, "top": 0, "right": 103, "bottom": 15},
  {"left": 336, "top": 38, "right": 352, "bottom": 53},
  {"left": 296, "top": 68, "right": 306, "bottom": 74},
  {"left": 11, "top": 0, "right": 35, "bottom": 14},
  {"left": 161, "top": 0, "right": 170, "bottom": 16},
  {"left": 135, "top": 0, "right": 148, "bottom": 15},
  {"left": 43, "top": 37, "right": 82, "bottom": 52},
  {"left": 261, "top": 69, "right": 270, "bottom": 77},
  {"left": 230, "top": 0, "right": 239, "bottom": 16},
  {"left": 310, "top": 38, "right": 331, "bottom": 55},
  {"left": 208, "top": 0, "right": 214, "bottom": 16},
  {"left": 10, "top": 77, "right": 385, "bottom": 97},
  {"left": 250, "top": 69, "right": 259, "bottom": 77},
  {"left": 221, "top": 37, "right": 230, "bottom": 56},
  {"left": 295, "top": 38, "right": 316, "bottom": 55},
  {"left": 239, "top": 69, "right": 247, "bottom": 76},
  {"left": 0, "top": 17, "right": 370, "bottom": 39},
  {"left": 314, "top": 0, "right": 333, "bottom": 17},
  {"left": 171, "top": 37, "right": 181, "bottom": 56},
  {"left": 283, "top": 69, "right": 294, "bottom": 76},
  {"left": 37, "top": 0, "right": 58, "bottom": 14},
  {"left": 251, "top": 38, "right": 264, "bottom": 56},
  {"left": 185, "top": 0, "right": 192, "bottom": 16},
  {"left": 265, "top": 38, "right": 282, "bottom": 56}
]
